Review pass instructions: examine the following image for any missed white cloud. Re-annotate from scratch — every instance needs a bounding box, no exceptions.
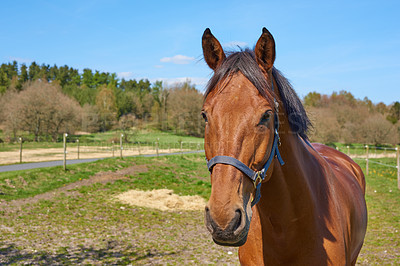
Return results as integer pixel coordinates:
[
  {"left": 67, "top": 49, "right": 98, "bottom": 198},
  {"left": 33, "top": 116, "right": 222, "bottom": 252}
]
[
  {"left": 117, "top": 72, "right": 134, "bottom": 79},
  {"left": 7, "top": 56, "right": 32, "bottom": 64},
  {"left": 160, "top": 55, "right": 195, "bottom": 64},
  {"left": 223, "top": 41, "right": 248, "bottom": 48},
  {"left": 154, "top": 65, "right": 164, "bottom": 68},
  {"left": 150, "top": 77, "right": 209, "bottom": 90}
]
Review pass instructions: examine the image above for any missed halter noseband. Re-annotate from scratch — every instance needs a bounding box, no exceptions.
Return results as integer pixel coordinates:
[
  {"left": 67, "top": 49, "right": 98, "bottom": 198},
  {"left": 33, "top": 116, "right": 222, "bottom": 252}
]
[{"left": 206, "top": 80, "right": 285, "bottom": 207}]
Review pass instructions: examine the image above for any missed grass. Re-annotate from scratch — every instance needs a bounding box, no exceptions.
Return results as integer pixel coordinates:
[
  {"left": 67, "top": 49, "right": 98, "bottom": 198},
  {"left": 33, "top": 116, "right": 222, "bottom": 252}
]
[
  {"left": 353, "top": 157, "right": 399, "bottom": 265},
  {"left": 66, "top": 129, "right": 204, "bottom": 144},
  {"left": 0, "top": 154, "right": 210, "bottom": 201},
  {"left": 0, "top": 158, "right": 128, "bottom": 200},
  {"left": 0, "top": 154, "right": 398, "bottom": 264},
  {"left": 133, "top": 129, "right": 203, "bottom": 144},
  {"left": 0, "top": 129, "right": 204, "bottom": 152},
  {"left": 331, "top": 143, "right": 398, "bottom": 156},
  {"left": 0, "top": 153, "right": 238, "bottom": 265},
  {"left": 0, "top": 141, "right": 63, "bottom": 152}
]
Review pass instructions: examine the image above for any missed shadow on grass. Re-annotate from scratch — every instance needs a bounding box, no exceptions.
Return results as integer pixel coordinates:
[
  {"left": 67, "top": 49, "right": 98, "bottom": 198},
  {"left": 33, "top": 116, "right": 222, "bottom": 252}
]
[{"left": 0, "top": 242, "right": 178, "bottom": 264}]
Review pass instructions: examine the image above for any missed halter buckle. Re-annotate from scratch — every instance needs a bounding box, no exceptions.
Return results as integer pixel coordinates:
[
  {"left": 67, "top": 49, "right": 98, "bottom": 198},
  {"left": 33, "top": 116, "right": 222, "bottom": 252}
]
[
  {"left": 254, "top": 171, "right": 263, "bottom": 188},
  {"left": 275, "top": 129, "right": 282, "bottom": 146}
]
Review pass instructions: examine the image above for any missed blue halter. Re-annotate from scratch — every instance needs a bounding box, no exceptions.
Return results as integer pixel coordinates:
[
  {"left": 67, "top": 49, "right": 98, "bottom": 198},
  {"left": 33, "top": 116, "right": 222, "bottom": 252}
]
[{"left": 206, "top": 81, "right": 285, "bottom": 207}]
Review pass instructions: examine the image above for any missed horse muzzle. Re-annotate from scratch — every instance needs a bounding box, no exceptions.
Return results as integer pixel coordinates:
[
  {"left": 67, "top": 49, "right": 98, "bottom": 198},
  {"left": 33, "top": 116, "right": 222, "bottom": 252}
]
[{"left": 205, "top": 206, "right": 250, "bottom": 246}]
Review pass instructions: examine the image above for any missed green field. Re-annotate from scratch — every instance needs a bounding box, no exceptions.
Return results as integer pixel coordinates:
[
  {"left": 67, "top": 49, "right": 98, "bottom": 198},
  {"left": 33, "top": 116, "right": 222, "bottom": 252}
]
[
  {"left": 0, "top": 154, "right": 398, "bottom": 264},
  {"left": 0, "top": 129, "right": 204, "bottom": 152},
  {"left": 322, "top": 142, "right": 398, "bottom": 157},
  {"left": 354, "top": 158, "right": 399, "bottom": 264}
]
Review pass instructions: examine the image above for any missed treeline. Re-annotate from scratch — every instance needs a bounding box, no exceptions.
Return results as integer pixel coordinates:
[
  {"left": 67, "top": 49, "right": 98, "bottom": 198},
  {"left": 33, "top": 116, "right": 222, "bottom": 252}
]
[
  {"left": 304, "top": 91, "right": 400, "bottom": 145},
  {"left": 1, "top": 61, "right": 399, "bottom": 145},
  {"left": 0, "top": 61, "right": 204, "bottom": 142}
]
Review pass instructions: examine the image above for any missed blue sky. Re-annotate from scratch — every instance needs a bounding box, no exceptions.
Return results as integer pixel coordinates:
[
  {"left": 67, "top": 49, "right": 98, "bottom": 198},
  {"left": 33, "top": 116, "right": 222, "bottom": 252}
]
[{"left": 1, "top": 0, "right": 399, "bottom": 104}]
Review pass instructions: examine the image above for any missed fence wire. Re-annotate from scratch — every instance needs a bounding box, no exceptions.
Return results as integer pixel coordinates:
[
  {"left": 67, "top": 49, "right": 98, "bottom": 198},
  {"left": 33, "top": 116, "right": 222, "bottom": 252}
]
[
  {"left": 368, "top": 160, "right": 397, "bottom": 169},
  {"left": 335, "top": 145, "right": 399, "bottom": 188}
]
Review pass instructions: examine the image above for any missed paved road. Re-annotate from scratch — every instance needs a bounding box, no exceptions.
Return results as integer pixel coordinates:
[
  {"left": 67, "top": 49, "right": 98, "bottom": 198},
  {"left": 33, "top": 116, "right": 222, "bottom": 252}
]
[{"left": 0, "top": 150, "right": 205, "bottom": 173}]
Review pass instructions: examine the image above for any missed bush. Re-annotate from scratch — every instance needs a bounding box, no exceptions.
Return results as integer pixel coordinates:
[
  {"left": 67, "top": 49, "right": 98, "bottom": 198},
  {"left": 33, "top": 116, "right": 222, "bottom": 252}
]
[{"left": 0, "top": 80, "right": 82, "bottom": 141}]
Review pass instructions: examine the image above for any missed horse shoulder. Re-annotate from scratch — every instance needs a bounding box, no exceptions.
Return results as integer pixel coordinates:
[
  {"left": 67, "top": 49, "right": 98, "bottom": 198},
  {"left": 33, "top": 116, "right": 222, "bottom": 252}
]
[
  {"left": 309, "top": 143, "right": 367, "bottom": 264},
  {"left": 311, "top": 143, "right": 366, "bottom": 194}
]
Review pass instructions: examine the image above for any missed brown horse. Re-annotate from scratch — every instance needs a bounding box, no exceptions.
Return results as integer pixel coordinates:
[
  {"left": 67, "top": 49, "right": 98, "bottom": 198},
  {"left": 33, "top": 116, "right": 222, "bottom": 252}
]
[{"left": 201, "top": 28, "right": 367, "bottom": 265}]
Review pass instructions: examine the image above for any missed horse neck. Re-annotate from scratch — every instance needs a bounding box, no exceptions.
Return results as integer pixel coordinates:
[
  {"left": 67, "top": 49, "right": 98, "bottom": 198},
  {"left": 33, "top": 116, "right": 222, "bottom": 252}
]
[{"left": 257, "top": 105, "right": 321, "bottom": 240}]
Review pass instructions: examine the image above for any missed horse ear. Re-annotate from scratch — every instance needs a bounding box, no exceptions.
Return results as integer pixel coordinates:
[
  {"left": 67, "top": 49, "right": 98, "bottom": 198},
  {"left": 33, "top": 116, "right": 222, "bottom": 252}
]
[
  {"left": 255, "top": 27, "right": 276, "bottom": 72},
  {"left": 202, "top": 28, "right": 226, "bottom": 70}
]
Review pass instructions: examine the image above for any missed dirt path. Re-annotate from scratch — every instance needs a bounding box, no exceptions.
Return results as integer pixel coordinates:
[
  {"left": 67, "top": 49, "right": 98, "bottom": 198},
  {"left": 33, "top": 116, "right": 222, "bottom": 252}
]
[
  {"left": 1, "top": 145, "right": 395, "bottom": 166},
  {"left": 0, "top": 146, "right": 186, "bottom": 165}
]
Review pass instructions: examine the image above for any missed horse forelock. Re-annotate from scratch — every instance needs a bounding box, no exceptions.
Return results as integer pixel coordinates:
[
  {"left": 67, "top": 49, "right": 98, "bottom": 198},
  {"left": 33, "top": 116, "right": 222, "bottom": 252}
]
[{"left": 204, "top": 49, "right": 274, "bottom": 104}]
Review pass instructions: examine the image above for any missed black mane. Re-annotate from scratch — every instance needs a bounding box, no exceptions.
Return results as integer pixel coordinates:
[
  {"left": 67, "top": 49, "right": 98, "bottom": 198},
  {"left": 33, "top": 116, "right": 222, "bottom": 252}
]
[{"left": 204, "top": 49, "right": 311, "bottom": 139}]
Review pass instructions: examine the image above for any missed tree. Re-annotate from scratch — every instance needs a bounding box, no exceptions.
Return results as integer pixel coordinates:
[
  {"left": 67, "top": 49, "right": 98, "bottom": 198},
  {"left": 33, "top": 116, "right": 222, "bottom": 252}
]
[
  {"left": 330, "top": 90, "right": 356, "bottom": 106},
  {"left": 375, "top": 102, "right": 388, "bottom": 114},
  {"left": 306, "top": 107, "right": 340, "bottom": 143},
  {"left": 152, "top": 81, "right": 169, "bottom": 130},
  {"left": 116, "top": 90, "right": 135, "bottom": 118},
  {"left": 39, "top": 63, "right": 50, "bottom": 81},
  {"left": 387, "top": 102, "right": 400, "bottom": 124},
  {"left": 74, "top": 84, "right": 97, "bottom": 106},
  {"left": 44, "top": 92, "right": 82, "bottom": 141},
  {"left": 81, "top": 104, "right": 100, "bottom": 133},
  {"left": 360, "top": 114, "right": 398, "bottom": 145},
  {"left": 0, "top": 68, "right": 10, "bottom": 94},
  {"left": 119, "top": 114, "right": 137, "bottom": 142},
  {"left": 1, "top": 80, "right": 82, "bottom": 141},
  {"left": 167, "top": 81, "right": 204, "bottom": 137},
  {"left": 18, "top": 64, "right": 29, "bottom": 90},
  {"left": 303, "top": 92, "right": 322, "bottom": 107},
  {"left": 304, "top": 91, "right": 399, "bottom": 145},
  {"left": 95, "top": 85, "right": 117, "bottom": 131},
  {"left": 82, "top": 68, "right": 94, "bottom": 88},
  {"left": 28, "top": 62, "right": 41, "bottom": 81},
  {"left": 0, "top": 90, "right": 20, "bottom": 140}
]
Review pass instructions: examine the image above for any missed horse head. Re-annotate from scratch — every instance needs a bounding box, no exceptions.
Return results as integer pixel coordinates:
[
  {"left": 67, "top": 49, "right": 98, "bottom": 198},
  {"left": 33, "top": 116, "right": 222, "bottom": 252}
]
[{"left": 202, "top": 28, "right": 281, "bottom": 246}]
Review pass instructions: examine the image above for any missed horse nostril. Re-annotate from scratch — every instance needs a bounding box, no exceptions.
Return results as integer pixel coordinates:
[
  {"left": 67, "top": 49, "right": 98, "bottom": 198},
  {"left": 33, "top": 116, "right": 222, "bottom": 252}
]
[{"left": 232, "top": 209, "right": 243, "bottom": 233}]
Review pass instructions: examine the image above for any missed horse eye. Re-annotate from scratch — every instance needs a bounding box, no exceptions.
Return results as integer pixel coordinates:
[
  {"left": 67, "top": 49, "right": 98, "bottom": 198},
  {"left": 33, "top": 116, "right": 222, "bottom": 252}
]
[
  {"left": 201, "top": 112, "right": 208, "bottom": 123},
  {"left": 259, "top": 110, "right": 272, "bottom": 125}
]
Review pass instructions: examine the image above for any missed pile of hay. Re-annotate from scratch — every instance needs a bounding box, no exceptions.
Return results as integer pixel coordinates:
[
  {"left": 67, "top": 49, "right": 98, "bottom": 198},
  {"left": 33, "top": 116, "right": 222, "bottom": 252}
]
[{"left": 115, "top": 189, "right": 206, "bottom": 211}]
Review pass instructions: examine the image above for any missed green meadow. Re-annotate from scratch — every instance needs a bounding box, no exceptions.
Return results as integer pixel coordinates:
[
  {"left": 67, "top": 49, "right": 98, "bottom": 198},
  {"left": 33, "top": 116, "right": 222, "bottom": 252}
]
[{"left": 0, "top": 154, "right": 398, "bottom": 264}]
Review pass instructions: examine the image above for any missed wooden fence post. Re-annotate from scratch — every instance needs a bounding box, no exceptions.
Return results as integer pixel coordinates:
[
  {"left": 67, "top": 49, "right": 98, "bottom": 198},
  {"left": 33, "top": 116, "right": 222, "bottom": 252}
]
[
  {"left": 63, "top": 133, "right": 68, "bottom": 171},
  {"left": 396, "top": 147, "right": 400, "bottom": 190},
  {"left": 112, "top": 140, "right": 115, "bottom": 157},
  {"left": 365, "top": 145, "right": 369, "bottom": 176},
  {"left": 19, "top": 137, "right": 22, "bottom": 163},
  {"left": 156, "top": 138, "right": 159, "bottom": 157},
  {"left": 120, "top": 134, "right": 123, "bottom": 159},
  {"left": 77, "top": 139, "right": 80, "bottom": 159}
]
